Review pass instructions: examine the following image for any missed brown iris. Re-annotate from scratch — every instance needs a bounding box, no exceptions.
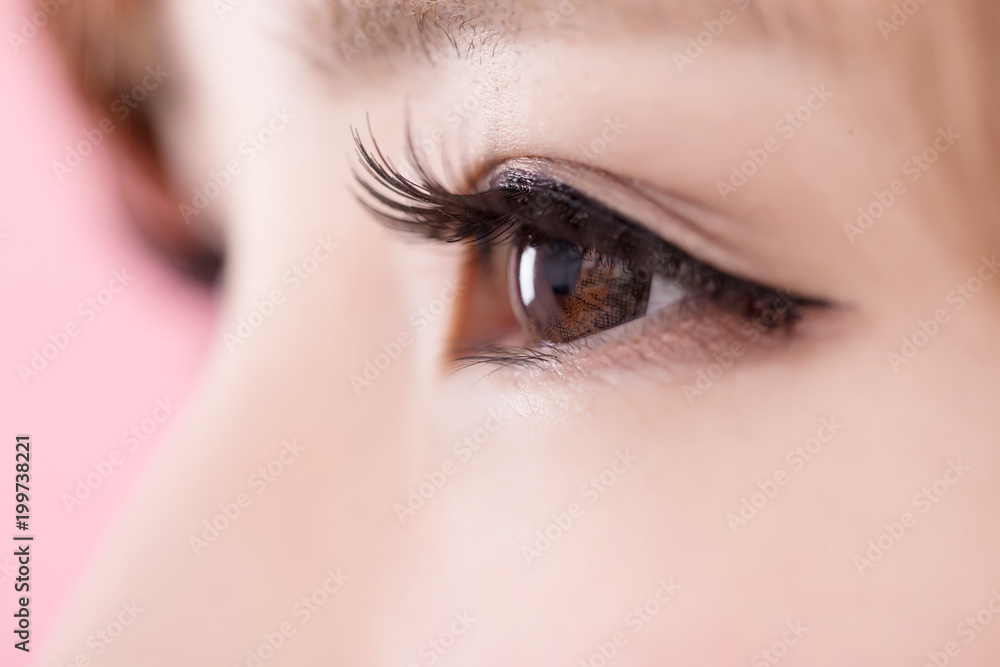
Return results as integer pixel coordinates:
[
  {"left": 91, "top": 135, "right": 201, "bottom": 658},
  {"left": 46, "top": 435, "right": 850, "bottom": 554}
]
[{"left": 510, "top": 237, "right": 654, "bottom": 344}]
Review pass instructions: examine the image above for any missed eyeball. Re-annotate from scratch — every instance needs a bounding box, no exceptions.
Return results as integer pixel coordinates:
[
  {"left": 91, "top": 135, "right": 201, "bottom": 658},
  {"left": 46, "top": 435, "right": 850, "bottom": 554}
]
[{"left": 509, "top": 235, "right": 686, "bottom": 344}]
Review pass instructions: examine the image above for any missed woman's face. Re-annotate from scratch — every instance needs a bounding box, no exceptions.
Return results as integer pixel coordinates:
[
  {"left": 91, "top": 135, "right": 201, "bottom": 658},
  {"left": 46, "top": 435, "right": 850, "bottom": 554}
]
[{"left": 45, "top": 0, "right": 1000, "bottom": 665}]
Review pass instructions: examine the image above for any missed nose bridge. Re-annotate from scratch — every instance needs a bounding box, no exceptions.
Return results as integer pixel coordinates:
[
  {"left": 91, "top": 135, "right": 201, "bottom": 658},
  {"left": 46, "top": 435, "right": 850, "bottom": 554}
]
[{"left": 213, "top": 194, "right": 476, "bottom": 522}]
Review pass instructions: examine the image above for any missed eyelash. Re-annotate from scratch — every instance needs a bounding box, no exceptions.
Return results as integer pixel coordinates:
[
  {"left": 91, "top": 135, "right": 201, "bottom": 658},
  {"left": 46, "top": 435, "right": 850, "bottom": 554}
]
[{"left": 351, "top": 125, "right": 825, "bottom": 369}]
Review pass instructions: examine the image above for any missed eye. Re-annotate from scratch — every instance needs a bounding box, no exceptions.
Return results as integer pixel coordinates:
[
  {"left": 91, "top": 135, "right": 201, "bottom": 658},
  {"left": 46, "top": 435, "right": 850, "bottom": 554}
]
[
  {"left": 510, "top": 228, "right": 685, "bottom": 345},
  {"left": 351, "top": 126, "right": 826, "bottom": 365}
]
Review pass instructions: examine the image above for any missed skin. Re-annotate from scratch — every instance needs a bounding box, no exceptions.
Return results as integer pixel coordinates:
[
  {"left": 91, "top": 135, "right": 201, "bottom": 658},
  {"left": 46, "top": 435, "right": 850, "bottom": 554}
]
[{"left": 42, "top": 0, "right": 1000, "bottom": 665}]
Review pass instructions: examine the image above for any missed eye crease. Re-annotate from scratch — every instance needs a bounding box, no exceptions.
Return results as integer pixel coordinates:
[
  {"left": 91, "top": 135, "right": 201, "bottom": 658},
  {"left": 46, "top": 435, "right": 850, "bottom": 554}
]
[{"left": 352, "top": 125, "right": 829, "bottom": 367}]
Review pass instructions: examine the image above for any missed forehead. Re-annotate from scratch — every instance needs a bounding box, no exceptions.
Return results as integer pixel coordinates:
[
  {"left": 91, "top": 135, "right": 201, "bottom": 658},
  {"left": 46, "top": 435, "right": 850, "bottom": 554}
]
[{"left": 298, "top": 0, "right": 877, "bottom": 71}]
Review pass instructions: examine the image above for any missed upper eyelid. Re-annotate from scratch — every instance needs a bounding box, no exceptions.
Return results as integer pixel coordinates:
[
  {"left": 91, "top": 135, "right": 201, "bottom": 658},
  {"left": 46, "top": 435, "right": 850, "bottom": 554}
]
[
  {"left": 353, "top": 129, "right": 727, "bottom": 277},
  {"left": 355, "top": 133, "right": 725, "bottom": 291},
  {"left": 484, "top": 170, "right": 833, "bottom": 312},
  {"left": 352, "top": 125, "right": 830, "bottom": 313},
  {"left": 352, "top": 124, "right": 663, "bottom": 250},
  {"left": 352, "top": 121, "right": 693, "bottom": 251}
]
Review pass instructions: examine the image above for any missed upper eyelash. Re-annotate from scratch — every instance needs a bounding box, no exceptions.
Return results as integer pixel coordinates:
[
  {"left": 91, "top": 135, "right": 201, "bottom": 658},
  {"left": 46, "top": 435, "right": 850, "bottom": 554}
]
[
  {"left": 351, "top": 124, "right": 520, "bottom": 245},
  {"left": 351, "top": 124, "right": 827, "bottom": 366}
]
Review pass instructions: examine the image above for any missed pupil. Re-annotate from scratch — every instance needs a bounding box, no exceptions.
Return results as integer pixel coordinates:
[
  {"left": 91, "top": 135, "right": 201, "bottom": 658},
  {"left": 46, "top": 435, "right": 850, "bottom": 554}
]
[{"left": 539, "top": 241, "right": 583, "bottom": 296}]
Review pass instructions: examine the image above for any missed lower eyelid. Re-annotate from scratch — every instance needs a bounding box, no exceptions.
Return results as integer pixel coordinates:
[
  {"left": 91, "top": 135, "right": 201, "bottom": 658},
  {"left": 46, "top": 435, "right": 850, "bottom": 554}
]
[
  {"left": 455, "top": 296, "right": 812, "bottom": 385},
  {"left": 451, "top": 218, "right": 821, "bottom": 374}
]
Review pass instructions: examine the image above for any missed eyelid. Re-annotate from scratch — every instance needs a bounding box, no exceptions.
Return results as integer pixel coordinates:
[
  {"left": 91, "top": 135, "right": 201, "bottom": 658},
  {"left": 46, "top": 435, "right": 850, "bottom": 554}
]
[
  {"left": 483, "top": 157, "right": 764, "bottom": 285},
  {"left": 353, "top": 124, "right": 729, "bottom": 275},
  {"left": 352, "top": 125, "right": 830, "bottom": 305},
  {"left": 352, "top": 126, "right": 833, "bottom": 372}
]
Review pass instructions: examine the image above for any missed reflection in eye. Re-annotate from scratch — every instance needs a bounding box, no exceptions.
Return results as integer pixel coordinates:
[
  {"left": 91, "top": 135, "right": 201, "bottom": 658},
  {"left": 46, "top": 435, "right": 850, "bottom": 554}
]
[{"left": 352, "top": 127, "right": 824, "bottom": 364}]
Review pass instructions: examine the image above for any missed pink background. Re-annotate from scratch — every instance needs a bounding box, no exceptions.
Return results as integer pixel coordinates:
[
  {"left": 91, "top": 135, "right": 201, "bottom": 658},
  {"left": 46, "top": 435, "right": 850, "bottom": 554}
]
[{"left": 0, "top": 1, "right": 217, "bottom": 663}]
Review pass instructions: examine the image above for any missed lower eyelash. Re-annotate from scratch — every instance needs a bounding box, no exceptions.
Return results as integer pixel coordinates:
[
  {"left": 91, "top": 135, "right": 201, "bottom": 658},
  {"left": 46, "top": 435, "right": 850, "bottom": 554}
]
[
  {"left": 452, "top": 298, "right": 806, "bottom": 380},
  {"left": 452, "top": 345, "right": 561, "bottom": 372},
  {"left": 451, "top": 291, "right": 806, "bottom": 372}
]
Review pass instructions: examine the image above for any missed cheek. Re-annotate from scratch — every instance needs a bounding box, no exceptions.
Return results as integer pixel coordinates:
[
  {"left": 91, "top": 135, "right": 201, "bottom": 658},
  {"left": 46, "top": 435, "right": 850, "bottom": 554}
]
[
  {"left": 357, "top": 312, "right": 1000, "bottom": 665},
  {"left": 359, "top": 383, "right": 789, "bottom": 663}
]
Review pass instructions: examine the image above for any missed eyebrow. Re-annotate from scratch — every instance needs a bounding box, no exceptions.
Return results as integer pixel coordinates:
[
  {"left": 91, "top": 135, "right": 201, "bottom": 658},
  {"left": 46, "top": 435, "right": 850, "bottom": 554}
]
[
  {"left": 296, "top": 0, "right": 808, "bottom": 74},
  {"left": 298, "top": 0, "right": 531, "bottom": 70}
]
